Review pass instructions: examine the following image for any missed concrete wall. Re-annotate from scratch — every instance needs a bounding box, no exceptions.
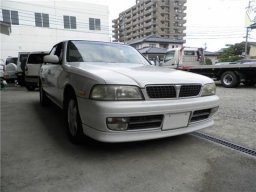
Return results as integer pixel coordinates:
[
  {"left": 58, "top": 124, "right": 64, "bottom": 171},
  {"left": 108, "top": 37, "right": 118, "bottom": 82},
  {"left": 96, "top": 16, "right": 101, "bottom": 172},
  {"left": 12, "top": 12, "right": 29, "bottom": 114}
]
[
  {"left": 0, "top": 0, "right": 109, "bottom": 59},
  {"left": 136, "top": 42, "right": 182, "bottom": 49},
  {"left": 249, "top": 45, "right": 256, "bottom": 58}
]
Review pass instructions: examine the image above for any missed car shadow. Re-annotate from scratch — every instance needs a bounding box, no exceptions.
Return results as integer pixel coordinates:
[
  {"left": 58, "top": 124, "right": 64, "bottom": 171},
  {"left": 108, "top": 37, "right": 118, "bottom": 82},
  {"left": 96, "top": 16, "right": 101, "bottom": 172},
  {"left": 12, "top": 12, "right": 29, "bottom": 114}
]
[
  {"left": 215, "top": 81, "right": 256, "bottom": 89},
  {"left": 31, "top": 100, "right": 191, "bottom": 157}
]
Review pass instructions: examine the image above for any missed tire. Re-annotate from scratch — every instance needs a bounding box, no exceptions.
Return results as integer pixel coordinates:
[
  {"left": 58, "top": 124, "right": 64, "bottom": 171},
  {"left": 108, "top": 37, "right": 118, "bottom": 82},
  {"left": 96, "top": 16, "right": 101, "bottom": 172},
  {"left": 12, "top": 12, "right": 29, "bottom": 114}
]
[
  {"left": 26, "top": 85, "right": 36, "bottom": 91},
  {"left": 39, "top": 81, "right": 50, "bottom": 106},
  {"left": 66, "top": 94, "right": 84, "bottom": 144},
  {"left": 221, "top": 71, "right": 240, "bottom": 88}
]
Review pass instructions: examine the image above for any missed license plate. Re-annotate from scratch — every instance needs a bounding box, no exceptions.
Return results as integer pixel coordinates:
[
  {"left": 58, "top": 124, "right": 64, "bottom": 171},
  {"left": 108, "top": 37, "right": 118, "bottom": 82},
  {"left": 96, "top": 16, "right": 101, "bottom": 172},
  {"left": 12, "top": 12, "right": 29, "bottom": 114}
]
[{"left": 162, "top": 112, "right": 191, "bottom": 130}]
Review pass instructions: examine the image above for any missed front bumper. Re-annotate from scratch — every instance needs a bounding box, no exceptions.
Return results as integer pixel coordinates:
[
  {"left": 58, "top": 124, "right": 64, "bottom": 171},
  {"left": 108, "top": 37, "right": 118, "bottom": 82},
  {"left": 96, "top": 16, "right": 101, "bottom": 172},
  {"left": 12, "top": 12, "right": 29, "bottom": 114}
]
[{"left": 77, "top": 95, "right": 219, "bottom": 142}]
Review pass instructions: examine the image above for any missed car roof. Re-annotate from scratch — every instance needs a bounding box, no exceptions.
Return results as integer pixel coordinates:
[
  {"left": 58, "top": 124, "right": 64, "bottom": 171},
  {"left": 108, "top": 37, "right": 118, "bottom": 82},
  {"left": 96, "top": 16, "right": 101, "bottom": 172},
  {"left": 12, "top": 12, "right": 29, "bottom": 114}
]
[
  {"left": 242, "top": 62, "right": 256, "bottom": 64},
  {"left": 29, "top": 51, "right": 49, "bottom": 55},
  {"left": 57, "top": 40, "right": 127, "bottom": 46}
]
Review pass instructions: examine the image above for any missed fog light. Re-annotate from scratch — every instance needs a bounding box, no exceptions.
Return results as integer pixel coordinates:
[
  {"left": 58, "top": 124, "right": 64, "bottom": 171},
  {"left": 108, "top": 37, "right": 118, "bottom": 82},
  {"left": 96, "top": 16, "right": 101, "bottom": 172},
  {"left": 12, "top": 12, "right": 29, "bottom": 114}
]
[{"left": 106, "top": 117, "right": 129, "bottom": 131}]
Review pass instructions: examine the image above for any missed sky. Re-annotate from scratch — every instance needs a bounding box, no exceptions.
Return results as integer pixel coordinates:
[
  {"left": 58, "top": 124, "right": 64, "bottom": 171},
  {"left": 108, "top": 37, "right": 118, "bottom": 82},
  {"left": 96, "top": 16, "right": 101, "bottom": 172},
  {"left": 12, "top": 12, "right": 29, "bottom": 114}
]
[
  {"left": 98, "top": 0, "right": 255, "bottom": 51},
  {"left": 33, "top": 0, "right": 256, "bottom": 51}
]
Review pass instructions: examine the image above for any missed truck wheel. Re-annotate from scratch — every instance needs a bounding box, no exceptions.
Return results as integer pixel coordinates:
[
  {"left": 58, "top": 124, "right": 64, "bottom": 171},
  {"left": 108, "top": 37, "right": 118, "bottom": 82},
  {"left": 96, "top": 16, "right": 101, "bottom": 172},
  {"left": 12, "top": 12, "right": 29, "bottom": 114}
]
[
  {"left": 39, "top": 81, "right": 50, "bottom": 106},
  {"left": 66, "top": 94, "right": 84, "bottom": 144},
  {"left": 221, "top": 71, "right": 240, "bottom": 88}
]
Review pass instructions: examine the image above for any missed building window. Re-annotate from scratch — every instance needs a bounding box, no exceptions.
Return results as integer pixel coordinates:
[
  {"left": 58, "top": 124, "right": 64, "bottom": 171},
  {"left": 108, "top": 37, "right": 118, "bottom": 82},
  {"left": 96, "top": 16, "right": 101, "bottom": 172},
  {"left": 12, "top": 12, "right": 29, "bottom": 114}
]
[
  {"left": 63, "top": 15, "right": 76, "bottom": 29},
  {"left": 35, "top": 13, "right": 49, "bottom": 27},
  {"left": 2, "top": 9, "right": 19, "bottom": 25},
  {"left": 89, "top": 18, "right": 101, "bottom": 30},
  {"left": 149, "top": 43, "right": 156, "bottom": 47}
]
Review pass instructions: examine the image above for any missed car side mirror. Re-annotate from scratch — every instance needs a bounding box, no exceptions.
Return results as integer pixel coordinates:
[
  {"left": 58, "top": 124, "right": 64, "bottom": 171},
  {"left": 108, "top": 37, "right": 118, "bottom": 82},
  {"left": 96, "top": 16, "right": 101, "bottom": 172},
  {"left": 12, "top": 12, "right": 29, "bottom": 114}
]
[{"left": 44, "top": 55, "right": 59, "bottom": 64}]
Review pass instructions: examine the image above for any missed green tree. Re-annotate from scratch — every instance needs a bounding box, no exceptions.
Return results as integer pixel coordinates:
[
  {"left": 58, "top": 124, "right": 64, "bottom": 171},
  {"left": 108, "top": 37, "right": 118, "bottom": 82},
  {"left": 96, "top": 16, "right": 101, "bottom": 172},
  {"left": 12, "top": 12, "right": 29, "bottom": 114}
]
[
  {"left": 205, "top": 57, "right": 212, "bottom": 65},
  {"left": 218, "top": 42, "right": 249, "bottom": 62}
]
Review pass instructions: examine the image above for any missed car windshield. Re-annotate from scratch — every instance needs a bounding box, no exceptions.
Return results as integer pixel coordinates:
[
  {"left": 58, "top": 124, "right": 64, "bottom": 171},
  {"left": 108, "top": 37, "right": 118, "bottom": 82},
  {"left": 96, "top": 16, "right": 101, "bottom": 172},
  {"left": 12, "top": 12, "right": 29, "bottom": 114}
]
[
  {"left": 27, "top": 53, "right": 48, "bottom": 64},
  {"left": 66, "top": 41, "right": 149, "bottom": 65},
  {"left": 164, "top": 50, "right": 175, "bottom": 62}
]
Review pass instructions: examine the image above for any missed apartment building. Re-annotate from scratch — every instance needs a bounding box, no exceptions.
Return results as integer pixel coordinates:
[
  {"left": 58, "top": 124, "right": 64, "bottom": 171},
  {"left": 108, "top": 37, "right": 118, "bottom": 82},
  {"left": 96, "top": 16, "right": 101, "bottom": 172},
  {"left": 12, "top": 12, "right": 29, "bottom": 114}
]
[
  {"left": 112, "top": 0, "right": 186, "bottom": 42},
  {"left": 0, "top": 0, "right": 109, "bottom": 59}
]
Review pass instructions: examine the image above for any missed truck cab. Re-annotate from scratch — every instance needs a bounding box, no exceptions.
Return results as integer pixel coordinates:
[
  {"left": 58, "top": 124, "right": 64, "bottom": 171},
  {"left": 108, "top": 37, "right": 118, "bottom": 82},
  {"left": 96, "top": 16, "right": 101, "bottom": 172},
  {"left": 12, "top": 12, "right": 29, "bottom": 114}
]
[
  {"left": 16, "top": 52, "right": 30, "bottom": 86},
  {"left": 162, "top": 47, "right": 205, "bottom": 68}
]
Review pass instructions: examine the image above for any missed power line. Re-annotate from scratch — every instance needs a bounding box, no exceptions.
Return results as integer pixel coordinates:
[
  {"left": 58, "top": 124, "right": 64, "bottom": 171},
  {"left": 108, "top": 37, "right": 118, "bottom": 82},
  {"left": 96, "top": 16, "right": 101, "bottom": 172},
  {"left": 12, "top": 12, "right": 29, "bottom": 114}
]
[
  {"left": 9, "top": 22, "right": 112, "bottom": 35},
  {"left": 0, "top": 2, "right": 109, "bottom": 17},
  {"left": 0, "top": 7, "right": 111, "bottom": 30}
]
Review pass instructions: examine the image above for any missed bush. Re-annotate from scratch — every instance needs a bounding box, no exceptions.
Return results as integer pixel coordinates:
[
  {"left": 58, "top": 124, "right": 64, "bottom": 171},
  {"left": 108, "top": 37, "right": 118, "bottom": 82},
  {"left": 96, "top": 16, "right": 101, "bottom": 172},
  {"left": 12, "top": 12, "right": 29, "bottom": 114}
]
[{"left": 205, "top": 57, "right": 212, "bottom": 65}]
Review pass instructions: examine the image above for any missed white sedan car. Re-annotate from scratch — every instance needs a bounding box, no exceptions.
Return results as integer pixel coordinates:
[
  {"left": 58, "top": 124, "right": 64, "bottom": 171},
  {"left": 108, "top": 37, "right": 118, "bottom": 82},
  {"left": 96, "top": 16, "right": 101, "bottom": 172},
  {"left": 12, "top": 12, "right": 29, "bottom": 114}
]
[{"left": 40, "top": 40, "right": 219, "bottom": 144}]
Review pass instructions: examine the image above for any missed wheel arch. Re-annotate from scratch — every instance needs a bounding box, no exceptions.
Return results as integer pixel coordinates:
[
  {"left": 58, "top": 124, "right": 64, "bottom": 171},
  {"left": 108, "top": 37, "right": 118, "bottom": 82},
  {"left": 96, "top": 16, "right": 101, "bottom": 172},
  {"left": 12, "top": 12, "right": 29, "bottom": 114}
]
[
  {"left": 63, "top": 84, "right": 76, "bottom": 109},
  {"left": 217, "top": 69, "right": 242, "bottom": 80}
]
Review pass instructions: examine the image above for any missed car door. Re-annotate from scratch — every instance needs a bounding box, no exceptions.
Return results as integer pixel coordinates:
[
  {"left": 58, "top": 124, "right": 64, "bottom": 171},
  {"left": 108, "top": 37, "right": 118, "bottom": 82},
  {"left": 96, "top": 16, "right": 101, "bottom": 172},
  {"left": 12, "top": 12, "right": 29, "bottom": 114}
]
[
  {"left": 41, "top": 43, "right": 64, "bottom": 104},
  {"left": 45, "top": 42, "right": 64, "bottom": 105}
]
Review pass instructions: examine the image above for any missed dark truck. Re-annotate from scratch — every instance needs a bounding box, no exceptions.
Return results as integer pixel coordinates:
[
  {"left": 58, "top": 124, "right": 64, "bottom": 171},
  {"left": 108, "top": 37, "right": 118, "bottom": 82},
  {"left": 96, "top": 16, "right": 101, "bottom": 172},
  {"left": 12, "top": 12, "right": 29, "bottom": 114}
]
[
  {"left": 162, "top": 48, "right": 256, "bottom": 88},
  {"left": 181, "top": 62, "right": 256, "bottom": 88}
]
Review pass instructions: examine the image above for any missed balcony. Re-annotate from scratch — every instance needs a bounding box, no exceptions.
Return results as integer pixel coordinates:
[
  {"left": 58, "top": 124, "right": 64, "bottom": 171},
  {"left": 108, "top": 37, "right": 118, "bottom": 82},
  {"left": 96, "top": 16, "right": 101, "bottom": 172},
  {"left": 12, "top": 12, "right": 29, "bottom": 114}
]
[
  {"left": 176, "top": 12, "right": 186, "bottom": 17},
  {"left": 173, "top": 25, "right": 186, "bottom": 31},
  {"left": 126, "top": 20, "right": 132, "bottom": 27},
  {"left": 158, "top": 1, "right": 170, "bottom": 7},
  {"left": 144, "top": 21, "right": 153, "bottom": 28},
  {"left": 144, "top": 7, "right": 154, "bottom": 15},
  {"left": 132, "top": 25, "right": 140, "bottom": 31},
  {"left": 144, "top": 0, "right": 153, "bottom": 7},
  {"left": 126, "top": 16, "right": 132, "bottom": 22}
]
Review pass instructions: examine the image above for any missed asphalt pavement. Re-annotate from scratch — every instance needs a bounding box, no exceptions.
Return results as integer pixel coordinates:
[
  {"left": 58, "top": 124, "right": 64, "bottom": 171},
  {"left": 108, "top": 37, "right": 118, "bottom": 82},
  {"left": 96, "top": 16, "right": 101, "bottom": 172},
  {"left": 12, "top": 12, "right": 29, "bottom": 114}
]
[{"left": 1, "top": 86, "right": 256, "bottom": 192}]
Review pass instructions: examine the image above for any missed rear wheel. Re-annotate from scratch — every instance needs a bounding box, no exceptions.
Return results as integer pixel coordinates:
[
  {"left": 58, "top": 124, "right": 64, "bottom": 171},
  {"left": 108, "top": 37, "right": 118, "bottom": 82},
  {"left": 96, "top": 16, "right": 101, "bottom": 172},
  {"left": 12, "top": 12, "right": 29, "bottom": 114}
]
[
  {"left": 66, "top": 94, "right": 84, "bottom": 144},
  {"left": 221, "top": 71, "right": 240, "bottom": 88}
]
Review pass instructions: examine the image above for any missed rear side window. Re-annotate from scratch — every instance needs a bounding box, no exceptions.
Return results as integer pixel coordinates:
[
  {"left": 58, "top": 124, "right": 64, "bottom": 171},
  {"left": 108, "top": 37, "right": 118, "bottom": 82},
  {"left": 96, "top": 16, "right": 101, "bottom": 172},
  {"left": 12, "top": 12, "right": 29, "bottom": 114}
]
[
  {"left": 6, "top": 57, "right": 18, "bottom": 65},
  {"left": 27, "top": 54, "right": 48, "bottom": 64},
  {"left": 184, "top": 51, "right": 195, "bottom": 56}
]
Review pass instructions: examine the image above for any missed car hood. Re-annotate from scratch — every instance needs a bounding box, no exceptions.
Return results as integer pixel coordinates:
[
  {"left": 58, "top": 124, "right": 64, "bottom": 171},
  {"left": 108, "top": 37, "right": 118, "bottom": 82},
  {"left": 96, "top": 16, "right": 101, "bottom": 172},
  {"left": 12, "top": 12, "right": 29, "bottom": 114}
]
[{"left": 67, "top": 62, "right": 213, "bottom": 87}]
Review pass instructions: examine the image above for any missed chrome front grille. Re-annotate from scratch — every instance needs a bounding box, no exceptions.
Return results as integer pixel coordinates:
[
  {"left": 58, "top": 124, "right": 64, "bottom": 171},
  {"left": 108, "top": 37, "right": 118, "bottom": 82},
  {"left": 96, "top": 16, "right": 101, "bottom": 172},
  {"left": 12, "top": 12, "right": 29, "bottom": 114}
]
[
  {"left": 146, "top": 84, "right": 201, "bottom": 99},
  {"left": 179, "top": 85, "right": 202, "bottom": 97},
  {"left": 146, "top": 86, "right": 176, "bottom": 98}
]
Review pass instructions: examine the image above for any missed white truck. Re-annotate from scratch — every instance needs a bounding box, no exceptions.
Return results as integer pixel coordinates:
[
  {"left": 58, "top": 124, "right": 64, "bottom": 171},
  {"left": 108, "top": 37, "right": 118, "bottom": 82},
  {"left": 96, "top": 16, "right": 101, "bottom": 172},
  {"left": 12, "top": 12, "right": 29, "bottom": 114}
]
[
  {"left": 161, "top": 47, "right": 204, "bottom": 68},
  {"left": 162, "top": 47, "right": 256, "bottom": 88}
]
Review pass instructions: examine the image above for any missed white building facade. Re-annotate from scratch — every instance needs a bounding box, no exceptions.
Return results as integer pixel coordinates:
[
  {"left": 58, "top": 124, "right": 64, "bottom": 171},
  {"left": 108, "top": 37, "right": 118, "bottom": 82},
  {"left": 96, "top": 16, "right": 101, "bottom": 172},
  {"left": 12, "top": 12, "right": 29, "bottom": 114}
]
[{"left": 0, "top": 0, "right": 110, "bottom": 59}]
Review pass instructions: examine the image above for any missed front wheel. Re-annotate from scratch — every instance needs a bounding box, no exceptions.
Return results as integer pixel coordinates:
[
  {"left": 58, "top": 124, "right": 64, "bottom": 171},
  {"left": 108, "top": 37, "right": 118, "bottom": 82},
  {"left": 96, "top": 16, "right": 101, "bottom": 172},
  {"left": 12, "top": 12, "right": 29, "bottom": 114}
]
[
  {"left": 221, "top": 71, "right": 240, "bottom": 88},
  {"left": 66, "top": 96, "right": 84, "bottom": 144}
]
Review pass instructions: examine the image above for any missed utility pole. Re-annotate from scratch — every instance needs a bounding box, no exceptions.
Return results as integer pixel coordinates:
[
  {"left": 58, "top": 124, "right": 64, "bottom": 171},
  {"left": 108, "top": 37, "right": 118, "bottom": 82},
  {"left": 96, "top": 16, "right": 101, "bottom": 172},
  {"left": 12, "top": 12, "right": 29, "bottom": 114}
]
[
  {"left": 245, "top": 27, "right": 249, "bottom": 59},
  {"left": 245, "top": 0, "right": 256, "bottom": 58}
]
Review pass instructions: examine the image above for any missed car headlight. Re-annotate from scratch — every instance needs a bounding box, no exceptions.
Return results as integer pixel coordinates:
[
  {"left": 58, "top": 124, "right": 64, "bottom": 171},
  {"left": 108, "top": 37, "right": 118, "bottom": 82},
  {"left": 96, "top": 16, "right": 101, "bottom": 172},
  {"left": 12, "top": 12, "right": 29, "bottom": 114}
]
[
  {"left": 201, "top": 83, "right": 216, "bottom": 96},
  {"left": 90, "top": 85, "right": 144, "bottom": 101}
]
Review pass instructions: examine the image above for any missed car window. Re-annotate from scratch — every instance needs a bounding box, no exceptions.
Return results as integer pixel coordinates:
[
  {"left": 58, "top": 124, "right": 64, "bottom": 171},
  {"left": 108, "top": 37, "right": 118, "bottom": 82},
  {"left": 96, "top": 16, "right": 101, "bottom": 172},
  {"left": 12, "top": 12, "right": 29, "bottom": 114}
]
[
  {"left": 27, "top": 54, "right": 48, "bottom": 64},
  {"left": 49, "top": 43, "right": 63, "bottom": 63},
  {"left": 6, "top": 57, "right": 18, "bottom": 65},
  {"left": 184, "top": 51, "right": 195, "bottom": 56},
  {"left": 19, "top": 54, "right": 29, "bottom": 64},
  {"left": 66, "top": 41, "right": 149, "bottom": 65}
]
